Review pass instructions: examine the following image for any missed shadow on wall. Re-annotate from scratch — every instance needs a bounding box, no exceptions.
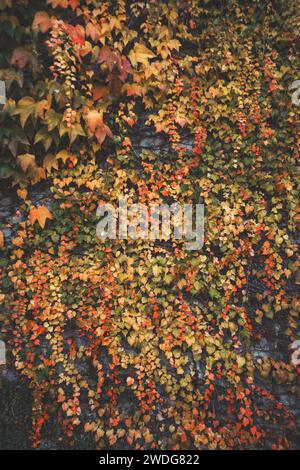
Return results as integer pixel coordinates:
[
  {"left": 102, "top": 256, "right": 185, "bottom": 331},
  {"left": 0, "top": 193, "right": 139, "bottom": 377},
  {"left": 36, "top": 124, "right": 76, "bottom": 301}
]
[{"left": 0, "top": 368, "right": 32, "bottom": 450}]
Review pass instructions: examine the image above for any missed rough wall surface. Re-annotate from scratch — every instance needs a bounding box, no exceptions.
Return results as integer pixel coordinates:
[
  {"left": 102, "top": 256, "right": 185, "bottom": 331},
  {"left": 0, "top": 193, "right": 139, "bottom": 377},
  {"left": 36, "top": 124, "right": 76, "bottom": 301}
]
[{"left": 0, "top": 0, "right": 299, "bottom": 450}]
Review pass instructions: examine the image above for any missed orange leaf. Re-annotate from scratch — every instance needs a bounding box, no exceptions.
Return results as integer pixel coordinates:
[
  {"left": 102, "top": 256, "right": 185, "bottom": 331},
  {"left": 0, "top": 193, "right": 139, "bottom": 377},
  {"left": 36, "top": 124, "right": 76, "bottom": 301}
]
[
  {"left": 86, "top": 110, "right": 103, "bottom": 133},
  {"left": 0, "top": 230, "right": 4, "bottom": 248},
  {"left": 86, "top": 22, "right": 102, "bottom": 41},
  {"left": 122, "top": 83, "right": 143, "bottom": 96},
  {"left": 29, "top": 205, "right": 53, "bottom": 229},
  {"left": 126, "top": 377, "right": 135, "bottom": 386},
  {"left": 32, "top": 11, "right": 52, "bottom": 33},
  {"left": 69, "top": 0, "right": 80, "bottom": 10},
  {"left": 250, "top": 426, "right": 257, "bottom": 436},
  {"left": 17, "top": 188, "right": 28, "bottom": 200}
]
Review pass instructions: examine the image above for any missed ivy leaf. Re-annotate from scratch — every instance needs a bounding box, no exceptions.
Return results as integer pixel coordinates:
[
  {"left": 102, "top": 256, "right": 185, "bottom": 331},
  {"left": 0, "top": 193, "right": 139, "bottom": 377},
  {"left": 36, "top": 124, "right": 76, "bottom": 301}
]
[
  {"left": 98, "top": 46, "right": 118, "bottom": 71},
  {"left": 86, "top": 110, "right": 103, "bottom": 133},
  {"left": 129, "top": 43, "right": 155, "bottom": 66},
  {"left": 86, "top": 22, "right": 102, "bottom": 41},
  {"left": 152, "top": 265, "right": 162, "bottom": 277},
  {"left": 11, "top": 47, "right": 38, "bottom": 74},
  {"left": 69, "top": 0, "right": 80, "bottom": 10},
  {"left": 43, "top": 154, "right": 58, "bottom": 172},
  {"left": 237, "top": 356, "right": 246, "bottom": 369},
  {"left": 68, "top": 123, "right": 86, "bottom": 144},
  {"left": 17, "top": 188, "right": 28, "bottom": 200},
  {"left": 29, "top": 205, "right": 53, "bottom": 229},
  {"left": 85, "top": 110, "right": 112, "bottom": 144},
  {"left": 122, "top": 83, "right": 144, "bottom": 96},
  {"left": 92, "top": 84, "right": 109, "bottom": 101},
  {"left": 65, "top": 24, "right": 85, "bottom": 46},
  {"left": 0, "top": 230, "right": 4, "bottom": 248},
  {"left": 126, "top": 377, "right": 135, "bottom": 386},
  {"left": 97, "top": 47, "right": 132, "bottom": 81},
  {"left": 13, "top": 96, "right": 36, "bottom": 128},
  {"left": 17, "top": 153, "right": 36, "bottom": 172},
  {"left": 95, "top": 125, "right": 113, "bottom": 145},
  {"left": 47, "top": 0, "right": 68, "bottom": 7},
  {"left": 32, "top": 11, "right": 52, "bottom": 33}
]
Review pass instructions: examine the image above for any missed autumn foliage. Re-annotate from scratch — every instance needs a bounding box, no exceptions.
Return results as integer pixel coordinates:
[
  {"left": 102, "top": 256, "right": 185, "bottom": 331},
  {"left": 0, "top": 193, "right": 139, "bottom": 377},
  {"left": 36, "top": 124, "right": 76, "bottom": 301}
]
[{"left": 0, "top": 0, "right": 299, "bottom": 450}]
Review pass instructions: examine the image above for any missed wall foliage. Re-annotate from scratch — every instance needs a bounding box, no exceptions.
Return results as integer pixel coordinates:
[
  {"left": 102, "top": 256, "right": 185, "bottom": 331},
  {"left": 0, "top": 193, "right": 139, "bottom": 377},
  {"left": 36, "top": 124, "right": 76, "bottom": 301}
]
[{"left": 0, "top": 0, "right": 299, "bottom": 449}]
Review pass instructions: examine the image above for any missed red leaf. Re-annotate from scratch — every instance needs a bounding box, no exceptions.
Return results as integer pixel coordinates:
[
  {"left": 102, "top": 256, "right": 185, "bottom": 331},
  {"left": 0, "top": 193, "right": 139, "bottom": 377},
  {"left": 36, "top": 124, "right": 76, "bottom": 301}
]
[
  {"left": 95, "top": 125, "right": 113, "bottom": 145},
  {"left": 66, "top": 24, "right": 85, "bottom": 46},
  {"left": 92, "top": 85, "right": 109, "bottom": 101},
  {"left": 11, "top": 48, "right": 38, "bottom": 73},
  {"left": 250, "top": 426, "right": 257, "bottom": 436},
  {"left": 69, "top": 0, "right": 80, "bottom": 10}
]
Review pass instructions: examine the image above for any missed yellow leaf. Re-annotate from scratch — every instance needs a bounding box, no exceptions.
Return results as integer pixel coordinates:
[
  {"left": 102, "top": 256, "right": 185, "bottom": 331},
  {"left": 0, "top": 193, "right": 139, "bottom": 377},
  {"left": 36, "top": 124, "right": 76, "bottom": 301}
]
[
  {"left": 207, "top": 86, "right": 219, "bottom": 98},
  {"left": 152, "top": 265, "right": 161, "bottom": 277},
  {"left": 17, "top": 153, "right": 36, "bottom": 172},
  {"left": 56, "top": 150, "right": 70, "bottom": 163},
  {"left": 237, "top": 356, "right": 246, "bottom": 368},
  {"left": 17, "top": 188, "right": 28, "bottom": 200},
  {"left": 129, "top": 43, "right": 155, "bottom": 66},
  {"left": 18, "top": 96, "right": 35, "bottom": 107},
  {"left": 43, "top": 154, "right": 58, "bottom": 172},
  {"left": 143, "top": 430, "right": 153, "bottom": 443}
]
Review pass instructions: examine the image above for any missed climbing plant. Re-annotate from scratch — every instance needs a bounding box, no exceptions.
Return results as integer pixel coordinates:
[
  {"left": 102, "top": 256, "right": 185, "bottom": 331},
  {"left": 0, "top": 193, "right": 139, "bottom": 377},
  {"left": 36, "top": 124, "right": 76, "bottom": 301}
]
[{"left": 0, "top": 0, "right": 299, "bottom": 450}]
